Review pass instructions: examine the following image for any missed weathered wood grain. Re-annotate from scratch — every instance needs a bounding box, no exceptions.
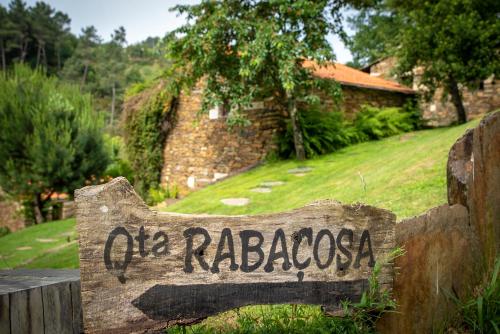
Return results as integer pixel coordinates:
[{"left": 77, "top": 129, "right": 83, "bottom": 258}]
[
  {"left": 75, "top": 177, "right": 396, "bottom": 333},
  {"left": 10, "top": 287, "right": 44, "bottom": 334},
  {"left": 42, "top": 281, "right": 73, "bottom": 334},
  {"left": 0, "top": 294, "right": 9, "bottom": 334},
  {"left": 0, "top": 269, "right": 81, "bottom": 334},
  {"left": 70, "top": 280, "right": 83, "bottom": 334}
]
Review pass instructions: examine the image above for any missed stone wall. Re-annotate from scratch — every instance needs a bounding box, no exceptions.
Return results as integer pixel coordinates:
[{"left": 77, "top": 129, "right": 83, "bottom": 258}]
[
  {"left": 362, "top": 57, "right": 399, "bottom": 83},
  {"left": 379, "top": 111, "right": 499, "bottom": 333},
  {"left": 161, "top": 88, "right": 285, "bottom": 194},
  {"left": 340, "top": 85, "right": 411, "bottom": 118},
  {"left": 161, "top": 84, "right": 412, "bottom": 193},
  {"left": 364, "top": 57, "right": 500, "bottom": 126},
  {"left": 421, "top": 77, "right": 500, "bottom": 127},
  {"left": 0, "top": 199, "right": 24, "bottom": 232}
]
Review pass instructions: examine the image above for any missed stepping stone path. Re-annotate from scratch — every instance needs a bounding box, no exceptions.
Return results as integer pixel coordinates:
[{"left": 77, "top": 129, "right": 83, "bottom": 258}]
[
  {"left": 220, "top": 198, "right": 250, "bottom": 206},
  {"left": 260, "top": 181, "right": 285, "bottom": 187},
  {"left": 36, "top": 238, "right": 56, "bottom": 243},
  {"left": 250, "top": 180, "right": 286, "bottom": 194},
  {"left": 250, "top": 187, "right": 272, "bottom": 193},
  {"left": 287, "top": 167, "right": 313, "bottom": 175}
]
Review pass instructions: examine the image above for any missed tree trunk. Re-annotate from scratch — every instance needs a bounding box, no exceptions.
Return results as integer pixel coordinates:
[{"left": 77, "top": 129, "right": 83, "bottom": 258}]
[
  {"left": 20, "top": 39, "right": 28, "bottom": 63},
  {"left": 0, "top": 39, "right": 6, "bottom": 72},
  {"left": 56, "top": 42, "right": 61, "bottom": 72},
  {"left": 42, "top": 44, "right": 47, "bottom": 69},
  {"left": 110, "top": 82, "right": 116, "bottom": 128},
  {"left": 448, "top": 78, "right": 467, "bottom": 124},
  {"left": 33, "top": 194, "right": 45, "bottom": 225},
  {"left": 287, "top": 95, "right": 306, "bottom": 160},
  {"left": 36, "top": 43, "right": 42, "bottom": 67},
  {"left": 81, "top": 63, "right": 88, "bottom": 89}
]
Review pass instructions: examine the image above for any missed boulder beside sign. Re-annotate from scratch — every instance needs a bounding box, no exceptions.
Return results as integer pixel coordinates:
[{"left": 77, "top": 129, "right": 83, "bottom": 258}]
[{"left": 75, "top": 177, "right": 396, "bottom": 333}]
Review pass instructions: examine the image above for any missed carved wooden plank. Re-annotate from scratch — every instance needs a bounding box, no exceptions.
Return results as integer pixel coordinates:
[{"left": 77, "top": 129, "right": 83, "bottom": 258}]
[
  {"left": 0, "top": 294, "right": 9, "bottom": 334},
  {"left": 42, "top": 281, "right": 73, "bottom": 334},
  {"left": 75, "top": 177, "right": 396, "bottom": 333}
]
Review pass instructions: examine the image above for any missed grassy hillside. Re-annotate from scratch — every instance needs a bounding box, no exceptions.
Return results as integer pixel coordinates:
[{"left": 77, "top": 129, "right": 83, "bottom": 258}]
[
  {"left": 0, "top": 218, "right": 78, "bottom": 269},
  {"left": 0, "top": 119, "right": 479, "bottom": 270},
  {"left": 164, "top": 119, "right": 479, "bottom": 219}
]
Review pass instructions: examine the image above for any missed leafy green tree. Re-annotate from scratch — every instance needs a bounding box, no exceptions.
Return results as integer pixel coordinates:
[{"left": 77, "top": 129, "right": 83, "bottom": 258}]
[
  {"left": 346, "top": 3, "right": 402, "bottom": 68},
  {"left": 167, "top": 1, "right": 358, "bottom": 160},
  {"left": 0, "top": 65, "right": 109, "bottom": 224},
  {"left": 391, "top": 0, "right": 500, "bottom": 124}
]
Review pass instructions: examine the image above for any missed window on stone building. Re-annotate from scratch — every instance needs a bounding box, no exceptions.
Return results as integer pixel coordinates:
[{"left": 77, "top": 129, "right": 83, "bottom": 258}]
[{"left": 209, "top": 105, "right": 221, "bottom": 119}]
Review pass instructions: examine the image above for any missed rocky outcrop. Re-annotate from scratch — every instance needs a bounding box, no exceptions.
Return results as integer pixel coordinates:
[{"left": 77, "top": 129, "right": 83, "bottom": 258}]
[
  {"left": 0, "top": 195, "right": 24, "bottom": 232},
  {"left": 378, "top": 205, "right": 482, "bottom": 333},
  {"left": 447, "top": 111, "right": 500, "bottom": 268},
  {"left": 379, "top": 111, "right": 499, "bottom": 333}
]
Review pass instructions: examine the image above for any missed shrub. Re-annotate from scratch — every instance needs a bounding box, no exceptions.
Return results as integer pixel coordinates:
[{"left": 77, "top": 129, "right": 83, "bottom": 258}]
[
  {"left": 0, "top": 227, "right": 11, "bottom": 238},
  {"left": 278, "top": 103, "right": 420, "bottom": 159},
  {"left": 148, "top": 184, "right": 179, "bottom": 205},
  {"left": 103, "top": 135, "right": 135, "bottom": 182},
  {"left": 0, "top": 65, "right": 109, "bottom": 224},
  {"left": 123, "top": 79, "right": 179, "bottom": 200},
  {"left": 352, "top": 105, "right": 416, "bottom": 141},
  {"left": 279, "top": 107, "right": 354, "bottom": 159},
  {"left": 448, "top": 257, "right": 500, "bottom": 333}
]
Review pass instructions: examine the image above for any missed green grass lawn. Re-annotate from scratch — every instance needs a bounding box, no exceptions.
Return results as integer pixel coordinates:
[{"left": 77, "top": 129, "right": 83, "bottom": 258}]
[
  {"left": 0, "top": 119, "right": 479, "bottom": 271},
  {"left": 0, "top": 118, "right": 482, "bottom": 333},
  {"left": 164, "top": 119, "right": 479, "bottom": 219},
  {"left": 0, "top": 218, "right": 78, "bottom": 269}
]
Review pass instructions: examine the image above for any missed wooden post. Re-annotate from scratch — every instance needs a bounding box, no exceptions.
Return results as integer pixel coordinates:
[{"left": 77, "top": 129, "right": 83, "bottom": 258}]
[
  {"left": 0, "top": 269, "right": 82, "bottom": 334},
  {"left": 75, "top": 177, "right": 396, "bottom": 333}
]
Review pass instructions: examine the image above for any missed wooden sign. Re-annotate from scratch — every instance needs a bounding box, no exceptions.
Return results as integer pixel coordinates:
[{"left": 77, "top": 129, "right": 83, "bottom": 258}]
[{"left": 75, "top": 177, "right": 396, "bottom": 333}]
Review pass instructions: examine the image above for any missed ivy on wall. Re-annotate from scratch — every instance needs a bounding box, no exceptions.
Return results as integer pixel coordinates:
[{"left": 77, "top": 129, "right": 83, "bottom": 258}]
[{"left": 123, "top": 79, "right": 180, "bottom": 202}]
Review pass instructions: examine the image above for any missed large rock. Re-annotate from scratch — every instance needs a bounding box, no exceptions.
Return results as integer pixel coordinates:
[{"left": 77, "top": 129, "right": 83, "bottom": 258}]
[
  {"left": 378, "top": 204, "right": 482, "bottom": 334},
  {"left": 447, "top": 111, "right": 500, "bottom": 268}
]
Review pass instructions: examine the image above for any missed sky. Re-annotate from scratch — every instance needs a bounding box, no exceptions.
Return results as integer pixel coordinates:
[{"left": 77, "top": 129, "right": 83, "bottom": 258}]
[{"left": 0, "top": 0, "right": 354, "bottom": 64}]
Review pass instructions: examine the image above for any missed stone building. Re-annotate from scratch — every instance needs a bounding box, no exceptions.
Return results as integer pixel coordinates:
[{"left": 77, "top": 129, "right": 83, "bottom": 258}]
[
  {"left": 362, "top": 57, "right": 500, "bottom": 126},
  {"left": 161, "top": 62, "right": 415, "bottom": 193}
]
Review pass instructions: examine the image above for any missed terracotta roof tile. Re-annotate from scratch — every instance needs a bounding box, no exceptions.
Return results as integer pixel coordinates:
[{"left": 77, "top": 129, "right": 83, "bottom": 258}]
[{"left": 304, "top": 60, "right": 414, "bottom": 94}]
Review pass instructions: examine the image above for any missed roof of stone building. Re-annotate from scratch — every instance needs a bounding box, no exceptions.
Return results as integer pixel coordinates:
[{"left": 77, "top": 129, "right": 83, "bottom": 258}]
[{"left": 304, "top": 60, "right": 414, "bottom": 94}]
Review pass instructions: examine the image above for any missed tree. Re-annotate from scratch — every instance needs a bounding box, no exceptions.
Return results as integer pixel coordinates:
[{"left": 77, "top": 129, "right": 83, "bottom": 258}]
[
  {"left": 30, "top": 1, "right": 54, "bottom": 68},
  {"left": 346, "top": 3, "right": 403, "bottom": 68},
  {"left": 99, "top": 27, "right": 128, "bottom": 128},
  {"left": 391, "top": 0, "right": 500, "bottom": 124},
  {"left": 167, "top": 1, "right": 355, "bottom": 160},
  {"left": 0, "top": 65, "right": 109, "bottom": 224},
  {"left": 0, "top": 5, "right": 8, "bottom": 71},
  {"left": 62, "top": 26, "right": 101, "bottom": 88},
  {"left": 5, "top": 0, "right": 31, "bottom": 63},
  {"left": 0, "top": 0, "right": 76, "bottom": 74}
]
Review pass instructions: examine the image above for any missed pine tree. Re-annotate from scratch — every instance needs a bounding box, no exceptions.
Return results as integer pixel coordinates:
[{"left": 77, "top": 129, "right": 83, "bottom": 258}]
[{"left": 0, "top": 65, "right": 109, "bottom": 223}]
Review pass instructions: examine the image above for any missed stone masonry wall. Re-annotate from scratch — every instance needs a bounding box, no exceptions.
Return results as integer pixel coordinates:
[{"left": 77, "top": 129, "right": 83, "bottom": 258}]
[
  {"left": 340, "top": 85, "right": 411, "bottom": 118},
  {"left": 365, "top": 57, "right": 500, "bottom": 126},
  {"left": 421, "top": 77, "right": 500, "bottom": 127},
  {"left": 363, "top": 57, "right": 399, "bottom": 83},
  {"left": 0, "top": 199, "right": 24, "bottom": 232},
  {"left": 161, "top": 88, "right": 285, "bottom": 194},
  {"left": 161, "top": 84, "right": 412, "bottom": 194}
]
